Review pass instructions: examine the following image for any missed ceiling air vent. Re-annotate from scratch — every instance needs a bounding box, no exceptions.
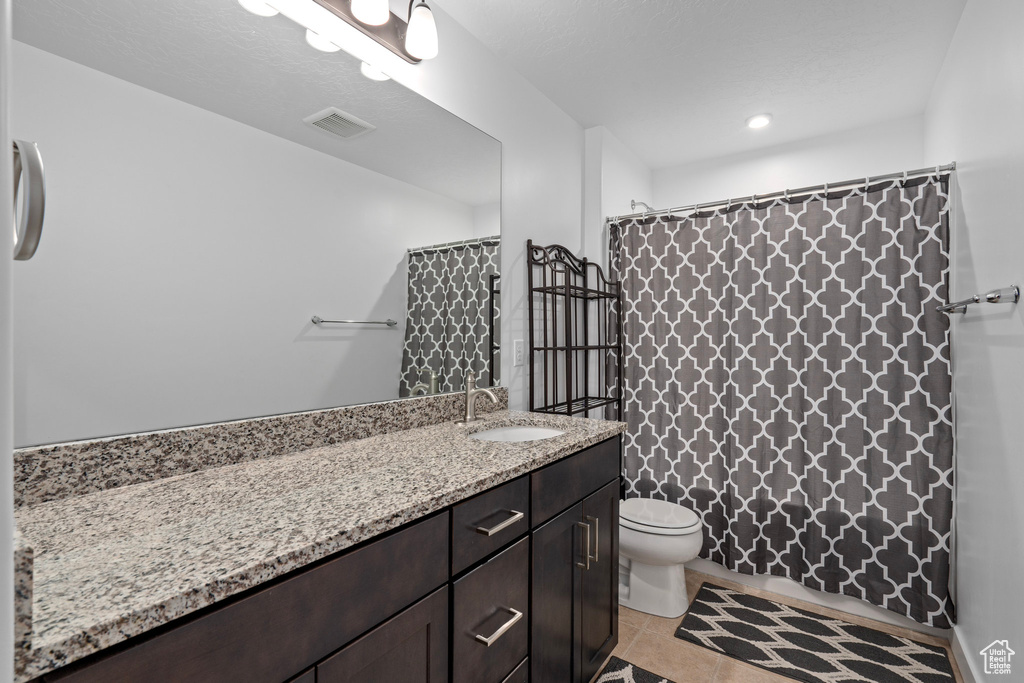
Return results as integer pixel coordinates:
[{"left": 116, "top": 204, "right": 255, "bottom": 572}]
[{"left": 303, "top": 107, "right": 376, "bottom": 140}]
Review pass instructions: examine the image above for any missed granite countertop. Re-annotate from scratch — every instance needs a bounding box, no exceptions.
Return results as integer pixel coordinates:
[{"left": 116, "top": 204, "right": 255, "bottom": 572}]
[{"left": 14, "top": 410, "right": 625, "bottom": 681}]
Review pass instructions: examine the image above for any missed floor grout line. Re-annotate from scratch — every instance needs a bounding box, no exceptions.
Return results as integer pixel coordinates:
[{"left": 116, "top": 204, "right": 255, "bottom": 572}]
[{"left": 708, "top": 653, "right": 724, "bottom": 682}]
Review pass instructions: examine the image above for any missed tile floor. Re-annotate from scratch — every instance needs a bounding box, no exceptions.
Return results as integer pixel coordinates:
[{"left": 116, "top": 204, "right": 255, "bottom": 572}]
[{"left": 603, "top": 569, "right": 965, "bottom": 683}]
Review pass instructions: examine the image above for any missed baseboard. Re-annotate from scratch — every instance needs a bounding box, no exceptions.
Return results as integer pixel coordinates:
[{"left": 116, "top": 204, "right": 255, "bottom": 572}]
[{"left": 950, "top": 625, "right": 981, "bottom": 683}]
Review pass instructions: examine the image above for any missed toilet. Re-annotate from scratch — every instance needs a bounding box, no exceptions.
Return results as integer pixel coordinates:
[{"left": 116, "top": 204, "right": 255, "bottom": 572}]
[{"left": 618, "top": 498, "right": 703, "bottom": 619}]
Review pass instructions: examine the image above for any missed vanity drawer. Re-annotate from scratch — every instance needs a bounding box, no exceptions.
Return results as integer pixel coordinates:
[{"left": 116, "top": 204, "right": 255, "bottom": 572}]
[
  {"left": 531, "top": 436, "right": 620, "bottom": 527},
  {"left": 452, "top": 537, "right": 529, "bottom": 683},
  {"left": 451, "top": 475, "right": 529, "bottom": 575}
]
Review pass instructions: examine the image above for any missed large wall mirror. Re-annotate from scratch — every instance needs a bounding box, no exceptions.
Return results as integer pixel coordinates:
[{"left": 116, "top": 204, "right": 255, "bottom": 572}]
[{"left": 11, "top": 0, "right": 501, "bottom": 447}]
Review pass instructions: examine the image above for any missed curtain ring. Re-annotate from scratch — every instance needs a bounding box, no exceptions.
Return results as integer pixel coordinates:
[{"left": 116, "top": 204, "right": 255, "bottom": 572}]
[
  {"left": 783, "top": 188, "right": 790, "bottom": 201},
  {"left": 901, "top": 170, "right": 908, "bottom": 187},
  {"left": 823, "top": 182, "right": 829, "bottom": 196},
  {"left": 935, "top": 165, "right": 941, "bottom": 176}
]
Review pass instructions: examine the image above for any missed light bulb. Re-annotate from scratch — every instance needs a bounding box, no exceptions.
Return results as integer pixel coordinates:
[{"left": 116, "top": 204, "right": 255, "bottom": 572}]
[
  {"left": 360, "top": 62, "right": 391, "bottom": 81},
  {"left": 305, "top": 28, "right": 341, "bottom": 52},
  {"left": 238, "top": 0, "right": 279, "bottom": 17},
  {"left": 405, "top": 2, "right": 438, "bottom": 60},
  {"left": 746, "top": 113, "right": 772, "bottom": 129},
  {"left": 351, "top": 0, "right": 390, "bottom": 26}
]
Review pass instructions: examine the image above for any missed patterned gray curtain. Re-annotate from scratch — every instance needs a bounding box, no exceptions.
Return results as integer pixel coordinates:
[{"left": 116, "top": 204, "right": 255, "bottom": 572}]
[
  {"left": 399, "top": 237, "right": 500, "bottom": 396},
  {"left": 609, "top": 175, "right": 954, "bottom": 627}
]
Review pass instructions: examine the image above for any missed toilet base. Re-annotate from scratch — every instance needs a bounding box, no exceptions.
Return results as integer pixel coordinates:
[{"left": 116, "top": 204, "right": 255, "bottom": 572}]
[{"left": 620, "top": 559, "right": 689, "bottom": 619}]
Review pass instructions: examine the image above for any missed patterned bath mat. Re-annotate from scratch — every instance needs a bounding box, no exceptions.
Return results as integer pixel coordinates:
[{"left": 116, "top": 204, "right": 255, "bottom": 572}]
[
  {"left": 675, "top": 583, "right": 956, "bottom": 683},
  {"left": 597, "top": 656, "right": 676, "bottom": 683}
]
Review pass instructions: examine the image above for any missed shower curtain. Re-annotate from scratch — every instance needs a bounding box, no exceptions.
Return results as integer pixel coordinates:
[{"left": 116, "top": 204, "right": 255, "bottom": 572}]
[
  {"left": 399, "top": 237, "right": 500, "bottom": 396},
  {"left": 609, "top": 175, "right": 954, "bottom": 627}
]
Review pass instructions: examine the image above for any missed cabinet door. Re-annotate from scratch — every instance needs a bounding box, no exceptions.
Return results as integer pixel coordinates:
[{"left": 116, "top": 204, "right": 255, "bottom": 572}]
[
  {"left": 530, "top": 502, "right": 583, "bottom": 683},
  {"left": 580, "top": 480, "right": 620, "bottom": 682},
  {"left": 317, "top": 587, "right": 448, "bottom": 683}
]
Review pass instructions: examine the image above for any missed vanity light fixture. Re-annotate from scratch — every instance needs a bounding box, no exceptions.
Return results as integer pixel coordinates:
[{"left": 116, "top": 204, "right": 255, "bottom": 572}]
[
  {"left": 351, "top": 0, "right": 390, "bottom": 26},
  {"left": 405, "top": 0, "right": 438, "bottom": 60},
  {"left": 360, "top": 61, "right": 391, "bottom": 81},
  {"left": 239, "top": 0, "right": 437, "bottom": 64},
  {"left": 305, "top": 27, "right": 344, "bottom": 52},
  {"left": 746, "top": 113, "right": 772, "bottom": 129},
  {"left": 305, "top": 28, "right": 342, "bottom": 52},
  {"left": 238, "top": 0, "right": 279, "bottom": 17}
]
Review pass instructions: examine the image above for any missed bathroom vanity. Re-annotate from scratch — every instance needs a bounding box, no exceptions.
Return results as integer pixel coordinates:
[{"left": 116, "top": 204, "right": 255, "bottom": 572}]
[{"left": 14, "top": 403, "right": 624, "bottom": 683}]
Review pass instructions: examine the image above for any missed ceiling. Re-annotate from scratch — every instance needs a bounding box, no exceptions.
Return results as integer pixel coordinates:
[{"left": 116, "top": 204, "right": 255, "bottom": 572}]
[
  {"left": 438, "top": 0, "right": 967, "bottom": 170},
  {"left": 13, "top": 0, "right": 500, "bottom": 207}
]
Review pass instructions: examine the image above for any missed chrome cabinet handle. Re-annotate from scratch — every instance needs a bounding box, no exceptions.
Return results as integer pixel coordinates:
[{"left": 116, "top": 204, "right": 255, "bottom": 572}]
[
  {"left": 576, "top": 521, "right": 591, "bottom": 570},
  {"left": 12, "top": 140, "right": 45, "bottom": 261},
  {"left": 474, "top": 607, "right": 523, "bottom": 647},
  {"left": 475, "top": 510, "right": 524, "bottom": 537},
  {"left": 586, "top": 515, "right": 599, "bottom": 564}
]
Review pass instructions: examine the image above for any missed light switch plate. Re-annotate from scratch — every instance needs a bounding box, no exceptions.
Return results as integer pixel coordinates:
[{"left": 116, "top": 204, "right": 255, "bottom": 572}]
[{"left": 513, "top": 339, "right": 524, "bottom": 366}]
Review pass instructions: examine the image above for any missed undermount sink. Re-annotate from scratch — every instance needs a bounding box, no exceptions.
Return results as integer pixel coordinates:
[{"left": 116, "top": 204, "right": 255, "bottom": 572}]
[{"left": 470, "top": 425, "right": 566, "bottom": 443}]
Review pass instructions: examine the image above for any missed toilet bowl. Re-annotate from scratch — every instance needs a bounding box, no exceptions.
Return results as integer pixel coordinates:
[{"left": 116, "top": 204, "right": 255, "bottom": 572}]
[{"left": 618, "top": 498, "right": 703, "bottom": 619}]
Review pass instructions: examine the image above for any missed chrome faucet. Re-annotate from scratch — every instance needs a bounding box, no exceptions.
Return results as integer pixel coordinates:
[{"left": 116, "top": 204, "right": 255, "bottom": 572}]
[
  {"left": 457, "top": 371, "right": 498, "bottom": 424},
  {"left": 410, "top": 367, "right": 440, "bottom": 396}
]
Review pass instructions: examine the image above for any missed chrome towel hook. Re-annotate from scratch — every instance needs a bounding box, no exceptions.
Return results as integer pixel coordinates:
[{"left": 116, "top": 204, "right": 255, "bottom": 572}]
[{"left": 12, "top": 140, "right": 45, "bottom": 261}]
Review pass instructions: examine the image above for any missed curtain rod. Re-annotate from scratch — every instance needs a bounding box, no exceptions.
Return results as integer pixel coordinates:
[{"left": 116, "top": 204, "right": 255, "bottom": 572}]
[
  {"left": 607, "top": 162, "right": 957, "bottom": 223},
  {"left": 407, "top": 235, "right": 500, "bottom": 256}
]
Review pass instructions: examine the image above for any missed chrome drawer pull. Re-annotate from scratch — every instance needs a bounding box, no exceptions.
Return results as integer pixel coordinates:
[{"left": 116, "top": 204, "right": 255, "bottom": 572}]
[
  {"left": 586, "top": 515, "right": 599, "bottom": 564},
  {"left": 475, "top": 510, "right": 524, "bottom": 537},
  {"left": 576, "top": 521, "right": 591, "bottom": 570},
  {"left": 474, "top": 607, "right": 523, "bottom": 646}
]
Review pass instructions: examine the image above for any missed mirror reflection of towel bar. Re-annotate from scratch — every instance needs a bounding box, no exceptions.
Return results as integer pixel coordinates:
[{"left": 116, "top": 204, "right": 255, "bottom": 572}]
[
  {"left": 311, "top": 315, "right": 398, "bottom": 327},
  {"left": 937, "top": 285, "right": 1019, "bottom": 314}
]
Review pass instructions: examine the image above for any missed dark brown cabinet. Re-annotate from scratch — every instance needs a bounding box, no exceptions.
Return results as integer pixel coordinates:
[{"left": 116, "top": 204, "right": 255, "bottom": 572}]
[
  {"left": 580, "top": 481, "right": 619, "bottom": 682},
  {"left": 317, "top": 587, "right": 448, "bottom": 683},
  {"left": 38, "top": 436, "right": 622, "bottom": 683},
  {"left": 530, "top": 439, "right": 621, "bottom": 683}
]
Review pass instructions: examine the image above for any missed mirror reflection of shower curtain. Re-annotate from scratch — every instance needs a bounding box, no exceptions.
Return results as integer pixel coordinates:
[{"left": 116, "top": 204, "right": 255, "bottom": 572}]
[{"left": 399, "top": 237, "right": 500, "bottom": 397}]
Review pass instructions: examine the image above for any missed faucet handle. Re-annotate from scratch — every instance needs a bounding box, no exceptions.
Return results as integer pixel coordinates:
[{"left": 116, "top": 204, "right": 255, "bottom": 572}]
[{"left": 465, "top": 371, "right": 477, "bottom": 389}]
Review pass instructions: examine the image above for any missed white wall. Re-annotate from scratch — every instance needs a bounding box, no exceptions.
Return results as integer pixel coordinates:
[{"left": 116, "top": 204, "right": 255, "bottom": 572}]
[
  {"left": 472, "top": 202, "right": 501, "bottom": 239},
  {"left": 582, "top": 126, "right": 652, "bottom": 262},
  {"left": 652, "top": 115, "right": 927, "bottom": 209},
  {"left": 924, "top": 0, "right": 1024, "bottom": 677},
  {"left": 11, "top": 43, "right": 478, "bottom": 446},
  {"left": 0, "top": 0, "right": 15, "bottom": 677},
  {"left": 331, "top": 8, "right": 586, "bottom": 411}
]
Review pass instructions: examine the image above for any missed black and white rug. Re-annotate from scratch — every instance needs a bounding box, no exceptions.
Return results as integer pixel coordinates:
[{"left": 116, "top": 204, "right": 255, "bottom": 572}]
[
  {"left": 675, "top": 583, "right": 956, "bottom": 683},
  {"left": 597, "top": 656, "right": 675, "bottom": 683}
]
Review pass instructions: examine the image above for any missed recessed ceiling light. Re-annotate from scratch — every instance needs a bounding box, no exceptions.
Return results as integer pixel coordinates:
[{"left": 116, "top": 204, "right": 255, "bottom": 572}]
[{"left": 746, "top": 114, "right": 772, "bottom": 129}]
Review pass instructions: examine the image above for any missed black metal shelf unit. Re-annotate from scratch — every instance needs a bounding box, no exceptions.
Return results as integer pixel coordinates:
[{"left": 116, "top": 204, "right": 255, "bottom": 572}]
[{"left": 527, "top": 241, "right": 623, "bottom": 420}]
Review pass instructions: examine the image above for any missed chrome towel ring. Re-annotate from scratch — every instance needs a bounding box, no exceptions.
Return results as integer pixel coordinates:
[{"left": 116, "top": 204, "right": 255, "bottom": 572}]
[{"left": 12, "top": 139, "right": 45, "bottom": 261}]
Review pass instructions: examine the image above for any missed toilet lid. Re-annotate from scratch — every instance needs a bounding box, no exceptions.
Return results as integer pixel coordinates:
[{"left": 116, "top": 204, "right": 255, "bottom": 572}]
[{"left": 620, "top": 498, "right": 700, "bottom": 530}]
